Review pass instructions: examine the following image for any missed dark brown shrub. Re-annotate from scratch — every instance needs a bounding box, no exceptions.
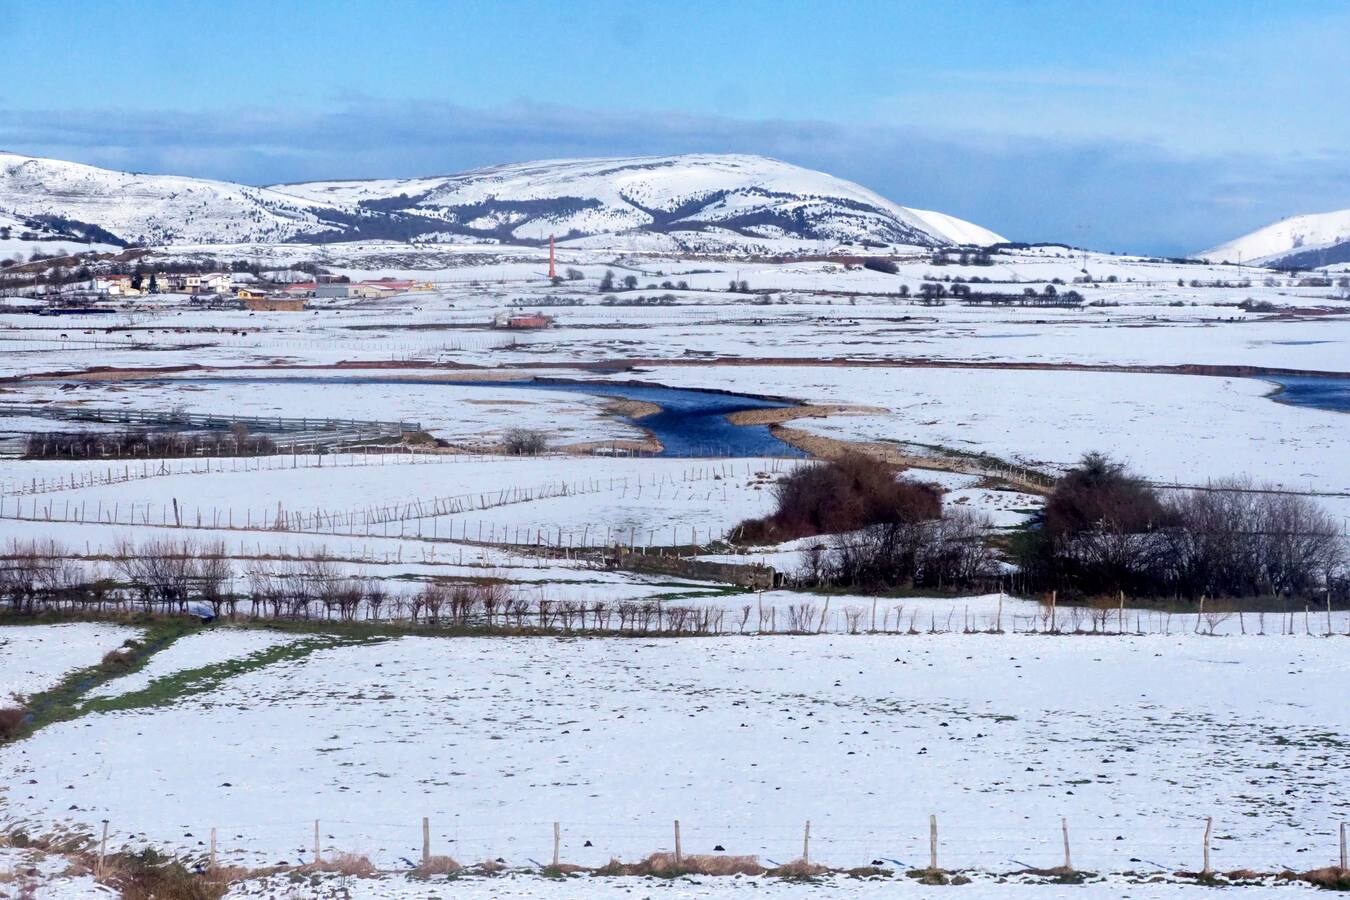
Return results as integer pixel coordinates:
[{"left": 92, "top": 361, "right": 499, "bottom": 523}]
[
  {"left": 737, "top": 454, "right": 940, "bottom": 544},
  {"left": 0, "top": 706, "right": 28, "bottom": 740},
  {"left": 1043, "top": 452, "right": 1169, "bottom": 538}
]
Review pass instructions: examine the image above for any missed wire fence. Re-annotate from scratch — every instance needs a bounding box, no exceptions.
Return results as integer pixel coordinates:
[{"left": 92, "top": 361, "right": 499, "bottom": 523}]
[
  {"left": 0, "top": 458, "right": 796, "bottom": 550},
  {"left": 58, "top": 813, "right": 1350, "bottom": 881}
]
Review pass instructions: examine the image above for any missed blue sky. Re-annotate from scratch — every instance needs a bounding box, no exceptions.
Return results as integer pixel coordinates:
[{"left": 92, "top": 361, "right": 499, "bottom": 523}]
[{"left": 1, "top": 0, "right": 1348, "bottom": 254}]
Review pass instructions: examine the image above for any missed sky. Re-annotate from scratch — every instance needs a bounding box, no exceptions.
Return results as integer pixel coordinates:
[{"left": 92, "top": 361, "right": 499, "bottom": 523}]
[{"left": 1, "top": 0, "right": 1348, "bottom": 255}]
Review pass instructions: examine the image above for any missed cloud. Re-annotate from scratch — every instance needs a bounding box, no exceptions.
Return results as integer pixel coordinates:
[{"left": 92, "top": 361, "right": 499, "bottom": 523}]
[{"left": 2, "top": 99, "right": 1348, "bottom": 256}]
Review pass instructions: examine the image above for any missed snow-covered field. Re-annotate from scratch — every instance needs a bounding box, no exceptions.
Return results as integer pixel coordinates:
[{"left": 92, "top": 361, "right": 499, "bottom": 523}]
[
  {"left": 0, "top": 622, "right": 141, "bottom": 701},
  {"left": 625, "top": 365, "right": 1350, "bottom": 504},
  {"left": 219, "top": 870, "right": 1335, "bottom": 899},
  {"left": 1, "top": 627, "right": 1345, "bottom": 883},
  {"left": 3, "top": 232, "right": 1349, "bottom": 900},
  {"left": 82, "top": 626, "right": 302, "bottom": 700}
]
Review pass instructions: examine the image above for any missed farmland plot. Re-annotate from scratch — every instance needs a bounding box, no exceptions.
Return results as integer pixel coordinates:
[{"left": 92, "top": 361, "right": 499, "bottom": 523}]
[
  {"left": 0, "top": 622, "right": 142, "bottom": 701},
  {"left": 1, "top": 631, "right": 1345, "bottom": 882}
]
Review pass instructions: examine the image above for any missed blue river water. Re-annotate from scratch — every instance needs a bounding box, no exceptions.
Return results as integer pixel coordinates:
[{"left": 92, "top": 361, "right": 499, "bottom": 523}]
[
  {"left": 495, "top": 380, "right": 807, "bottom": 458},
  {"left": 132, "top": 376, "right": 808, "bottom": 458},
  {"left": 1265, "top": 376, "right": 1350, "bottom": 414}
]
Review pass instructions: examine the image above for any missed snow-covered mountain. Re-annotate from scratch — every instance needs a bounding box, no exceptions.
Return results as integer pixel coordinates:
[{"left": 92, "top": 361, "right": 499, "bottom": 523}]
[
  {"left": 0, "top": 152, "right": 365, "bottom": 247},
  {"left": 274, "top": 154, "right": 1005, "bottom": 250},
  {"left": 0, "top": 151, "right": 1005, "bottom": 252},
  {"left": 1202, "top": 208, "right": 1350, "bottom": 268}
]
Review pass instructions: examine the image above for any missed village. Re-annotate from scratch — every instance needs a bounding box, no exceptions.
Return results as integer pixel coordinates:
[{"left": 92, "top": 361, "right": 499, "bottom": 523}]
[{"left": 84, "top": 272, "right": 437, "bottom": 312}]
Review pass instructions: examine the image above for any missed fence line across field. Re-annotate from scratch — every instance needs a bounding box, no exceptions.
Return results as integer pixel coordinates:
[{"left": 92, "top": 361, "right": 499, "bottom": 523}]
[
  {"left": 0, "top": 402, "right": 419, "bottom": 435},
  {"left": 0, "top": 458, "right": 797, "bottom": 550},
  {"left": 83, "top": 814, "right": 1350, "bottom": 882},
  {"left": 0, "top": 447, "right": 725, "bottom": 497}
]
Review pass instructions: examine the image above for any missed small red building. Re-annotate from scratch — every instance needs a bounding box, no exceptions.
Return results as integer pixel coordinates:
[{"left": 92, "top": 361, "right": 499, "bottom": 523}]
[{"left": 494, "top": 312, "right": 555, "bottom": 330}]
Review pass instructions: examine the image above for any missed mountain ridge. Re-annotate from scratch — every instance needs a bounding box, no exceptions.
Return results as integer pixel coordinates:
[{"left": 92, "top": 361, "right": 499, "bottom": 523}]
[
  {"left": 0, "top": 151, "right": 1004, "bottom": 253},
  {"left": 1202, "top": 208, "right": 1350, "bottom": 268}
]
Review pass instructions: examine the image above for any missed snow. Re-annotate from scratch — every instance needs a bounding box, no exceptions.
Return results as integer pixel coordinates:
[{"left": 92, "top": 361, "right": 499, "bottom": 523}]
[
  {"left": 1203, "top": 207, "right": 1350, "bottom": 265},
  {"left": 624, "top": 365, "right": 1350, "bottom": 513},
  {"left": 0, "top": 152, "right": 348, "bottom": 246},
  {"left": 1, "top": 631, "right": 1344, "bottom": 879},
  {"left": 0, "top": 623, "right": 142, "bottom": 701},
  {"left": 83, "top": 626, "right": 302, "bottom": 700},
  {"left": 220, "top": 870, "right": 1327, "bottom": 898},
  {"left": 274, "top": 154, "right": 1005, "bottom": 250}
]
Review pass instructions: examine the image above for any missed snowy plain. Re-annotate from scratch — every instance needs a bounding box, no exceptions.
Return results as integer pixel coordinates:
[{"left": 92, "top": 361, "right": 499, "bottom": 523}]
[{"left": 2, "top": 628, "right": 1346, "bottom": 880}]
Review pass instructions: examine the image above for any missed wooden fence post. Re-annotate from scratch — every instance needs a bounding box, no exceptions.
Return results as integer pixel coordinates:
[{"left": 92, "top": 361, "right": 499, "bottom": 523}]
[
  {"left": 1202, "top": 816, "right": 1213, "bottom": 874},
  {"left": 314, "top": 820, "right": 321, "bottom": 866},
  {"left": 674, "top": 820, "right": 682, "bottom": 866},
  {"left": 802, "top": 820, "right": 811, "bottom": 864},
  {"left": 1340, "top": 821, "right": 1347, "bottom": 871},
  {"left": 209, "top": 827, "right": 217, "bottom": 870},
  {"left": 1061, "top": 817, "right": 1071, "bottom": 871},
  {"left": 422, "top": 817, "right": 430, "bottom": 867},
  {"left": 1049, "top": 591, "right": 1057, "bottom": 633},
  {"left": 98, "top": 820, "right": 109, "bottom": 876},
  {"left": 929, "top": 814, "right": 938, "bottom": 871},
  {"left": 553, "top": 821, "right": 561, "bottom": 867}
]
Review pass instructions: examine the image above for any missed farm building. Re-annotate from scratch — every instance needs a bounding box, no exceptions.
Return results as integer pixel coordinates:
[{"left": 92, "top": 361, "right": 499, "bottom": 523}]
[
  {"left": 239, "top": 292, "right": 306, "bottom": 311},
  {"left": 493, "top": 311, "right": 555, "bottom": 329}
]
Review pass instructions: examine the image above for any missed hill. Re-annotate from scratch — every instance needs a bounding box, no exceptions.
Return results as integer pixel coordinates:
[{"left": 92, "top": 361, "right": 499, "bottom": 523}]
[
  {"left": 1202, "top": 208, "right": 1350, "bottom": 268},
  {"left": 0, "top": 151, "right": 1003, "bottom": 253}
]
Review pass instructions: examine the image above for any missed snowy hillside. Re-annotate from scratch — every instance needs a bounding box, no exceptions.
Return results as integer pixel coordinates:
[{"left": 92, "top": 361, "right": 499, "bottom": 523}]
[
  {"left": 1202, "top": 207, "right": 1350, "bottom": 268},
  {"left": 276, "top": 154, "right": 1006, "bottom": 250},
  {"left": 0, "top": 152, "right": 353, "bottom": 246},
  {"left": 0, "top": 208, "right": 124, "bottom": 260},
  {"left": 0, "top": 151, "right": 1003, "bottom": 253}
]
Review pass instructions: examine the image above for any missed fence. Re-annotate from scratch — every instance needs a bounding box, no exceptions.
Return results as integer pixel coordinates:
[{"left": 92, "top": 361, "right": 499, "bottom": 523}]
[
  {"left": 0, "top": 448, "right": 459, "bottom": 496},
  {"left": 0, "top": 402, "right": 419, "bottom": 436},
  {"left": 0, "top": 458, "right": 795, "bottom": 550},
  {"left": 67, "top": 813, "right": 1350, "bottom": 885},
  {"left": 5, "top": 573, "right": 1349, "bottom": 637}
]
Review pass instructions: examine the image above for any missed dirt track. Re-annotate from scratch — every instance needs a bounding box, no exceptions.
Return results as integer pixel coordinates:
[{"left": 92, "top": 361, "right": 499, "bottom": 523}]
[
  {"left": 17, "top": 355, "right": 1350, "bottom": 385},
  {"left": 724, "top": 403, "right": 884, "bottom": 426}
]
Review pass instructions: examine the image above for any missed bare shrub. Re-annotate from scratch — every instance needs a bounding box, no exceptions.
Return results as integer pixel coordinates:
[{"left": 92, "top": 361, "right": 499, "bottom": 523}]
[
  {"left": 785, "top": 602, "right": 819, "bottom": 633},
  {"left": 1199, "top": 599, "right": 1235, "bottom": 635},
  {"left": 1167, "top": 480, "right": 1345, "bottom": 599},
  {"left": 820, "top": 510, "right": 996, "bottom": 591},
  {"left": 637, "top": 852, "right": 764, "bottom": 876},
  {"left": 113, "top": 538, "right": 200, "bottom": 613},
  {"left": 768, "top": 859, "right": 829, "bottom": 878},
  {"left": 303, "top": 852, "right": 376, "bottom": 877},
  {"left": 0, "top": 538, "right": 80, "bottom": 613},
  {"left": 501, "top": 428, "right": 548, "bottom": 456},
  {"left": 101, "top": 645, "right": 136, "bottom": 673},
  {"left": 1021, "top": 455, "right": 1347, "bottom": 602},
  {"left": 25, "top": 428, "right": 278, "bottom": 459},
  {"left": 415, "top": 855, "right": 462, "bottom": 875},
  {"left": 196, "top": 542, "right": 232, "bottom": 617},
  {"left": 843, "top": 606, "right": 866, "bottom": 634}
]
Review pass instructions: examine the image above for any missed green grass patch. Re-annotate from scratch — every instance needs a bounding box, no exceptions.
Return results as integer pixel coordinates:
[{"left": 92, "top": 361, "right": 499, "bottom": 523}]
[
  {"left": 77, "top": 632, "right": 380, "bottom": 716},
  {"left": 11, "top": 617, "right": 194, "bottom": 741}
]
